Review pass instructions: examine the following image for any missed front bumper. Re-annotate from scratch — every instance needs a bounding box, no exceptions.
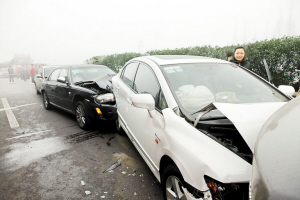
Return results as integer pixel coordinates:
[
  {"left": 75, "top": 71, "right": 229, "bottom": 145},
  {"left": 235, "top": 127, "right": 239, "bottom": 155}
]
[{"left": 84, "top": 99, "right": 117, "bottom": 120}]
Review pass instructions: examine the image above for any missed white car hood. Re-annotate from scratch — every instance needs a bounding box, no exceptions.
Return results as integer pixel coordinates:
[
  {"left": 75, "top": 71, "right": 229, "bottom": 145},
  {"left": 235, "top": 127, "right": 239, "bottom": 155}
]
[{"left": 213, "top": 102, "right": 286, "bottom": 152}]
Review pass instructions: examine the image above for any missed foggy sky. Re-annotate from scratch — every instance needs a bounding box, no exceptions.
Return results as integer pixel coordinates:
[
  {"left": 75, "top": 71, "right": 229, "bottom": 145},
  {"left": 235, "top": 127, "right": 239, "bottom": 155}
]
[{"left": 0, "top": 0, "right": 299, "bottom": 65}]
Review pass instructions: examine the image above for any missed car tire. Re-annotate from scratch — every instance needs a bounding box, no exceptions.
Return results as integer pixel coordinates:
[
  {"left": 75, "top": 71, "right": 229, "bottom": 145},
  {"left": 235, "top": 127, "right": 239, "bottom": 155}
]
[
  {"left": 75, "top": 101, "right": 91, "bottom": 130},
  {"left": 162, "top": 164, "right": 188, "bottom": 200},
  {"left": 42, "top": 92, "right": 51, "bottom": 110},
  {"left": 115, "top": 116, "right": 125, "bottom": 135},
  {"left": 35, "top": 83, "right": 40, "bottom": 95}
]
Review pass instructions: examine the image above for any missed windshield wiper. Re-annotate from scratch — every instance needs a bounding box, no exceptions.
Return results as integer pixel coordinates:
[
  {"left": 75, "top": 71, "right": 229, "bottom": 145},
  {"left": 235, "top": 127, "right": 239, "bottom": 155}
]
[
  {"left": 74, "top": 81, "right": 94, "bottom": 86},
  {"left": 192, "top": 103, "right": 216, "bottom": 127}
]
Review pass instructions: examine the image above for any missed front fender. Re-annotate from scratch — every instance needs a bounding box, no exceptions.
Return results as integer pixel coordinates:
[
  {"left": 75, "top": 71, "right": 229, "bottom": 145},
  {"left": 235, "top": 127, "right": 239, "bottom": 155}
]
[{"left": 161, "top": 108, "right": 251, "bottom": 191}]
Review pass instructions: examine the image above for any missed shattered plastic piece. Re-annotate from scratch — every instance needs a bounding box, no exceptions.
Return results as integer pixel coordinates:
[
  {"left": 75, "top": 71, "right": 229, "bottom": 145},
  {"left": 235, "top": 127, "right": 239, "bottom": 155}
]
[
  {"left": 134, "top": 192, "right": 137, "bottom": 196},
  {"left": 128, "top": 174, "right": 131, "bottom": 176},
  {"left": 122, "top": 171, "right": 126, "bottom": 174},
  {"left": 104, "top": 192, "right": 108, "bottom": 194},
  {"left": 81, "top": 181, "right": 85, "bottom": 185},
  {"left": 103, "top": 158, "right": 122, "bottom": 173},
  {"left": 108, "top": 170, "right": 114, "bottom": 173},
  {"left": 101, "top": 195, "right": 105, "bottom": 198},
  {"left": 132, "top": 173, "right": 136, "bottom": 176},
  {"left": 140, "top": 174, "right": 143, "bottom": 177},
  {"left": 85, "top": 191, "right": 91, "bottom": 195}
]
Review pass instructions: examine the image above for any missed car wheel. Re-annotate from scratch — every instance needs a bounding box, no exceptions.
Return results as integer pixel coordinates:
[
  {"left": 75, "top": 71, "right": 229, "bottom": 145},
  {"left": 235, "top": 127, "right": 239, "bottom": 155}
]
[
  {"left": 35, "top": 83, "right": 40, "bottom": 95},
  {"left": 162, "top": 164, "right": 188, "bottom": 200},
  {"left": 115, "top": 116, "right": 125, "bottom": 135},
  {"left": 75, "top": 101, "right": 91, "bottom": 130},
  {"left": 42, "top": 92, "right": 51, "bottom": 110}
]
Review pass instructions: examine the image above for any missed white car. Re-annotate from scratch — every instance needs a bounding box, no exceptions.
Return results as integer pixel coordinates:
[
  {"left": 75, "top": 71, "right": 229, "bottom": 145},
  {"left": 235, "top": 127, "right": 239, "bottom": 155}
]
[
  {"left": 251, "top": 97, "right": 300, "bottom": 200},
  {"left": 112, "top": 55, "right": 291, "bottom": 200}
]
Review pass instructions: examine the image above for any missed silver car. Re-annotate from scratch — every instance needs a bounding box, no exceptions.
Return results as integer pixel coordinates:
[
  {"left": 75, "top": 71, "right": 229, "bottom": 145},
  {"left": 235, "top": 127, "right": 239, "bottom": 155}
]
[{"left": 34, "top": 66, "right": 59, "bottom": 94}]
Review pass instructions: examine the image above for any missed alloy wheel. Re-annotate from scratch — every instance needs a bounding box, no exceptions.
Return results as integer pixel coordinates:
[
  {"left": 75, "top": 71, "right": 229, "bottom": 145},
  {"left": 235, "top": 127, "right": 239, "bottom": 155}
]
[
  {"left": 76, "top": 104, "right": 86, "bottom": 128},
  {"left": 165, "top": 175, "right": 187, "bottom": 200}
]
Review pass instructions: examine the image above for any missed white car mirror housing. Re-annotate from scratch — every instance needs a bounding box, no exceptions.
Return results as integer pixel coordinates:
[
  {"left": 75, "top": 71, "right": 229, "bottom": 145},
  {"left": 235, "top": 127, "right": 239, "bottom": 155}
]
[
  {"left": 131, "top": 93, "right": 155, "bottom": 111},
  {"left": 278, "top": 85, "right": 295, "bottom": 96}
]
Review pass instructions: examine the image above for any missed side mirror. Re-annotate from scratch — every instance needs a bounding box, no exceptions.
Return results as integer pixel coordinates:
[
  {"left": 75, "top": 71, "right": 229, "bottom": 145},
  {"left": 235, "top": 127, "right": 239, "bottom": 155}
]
[
  {"left": 36, "top": 74, "right": 42, "bottom": 79},
  {"left": 278, "top": 85, "right": 295, "bottom": 97},
  {"left": 57, "top": 77, "right": 66, "bottom": 83},
  {"left": 131, "top": 93, "right": 156, "bottom": 117}
]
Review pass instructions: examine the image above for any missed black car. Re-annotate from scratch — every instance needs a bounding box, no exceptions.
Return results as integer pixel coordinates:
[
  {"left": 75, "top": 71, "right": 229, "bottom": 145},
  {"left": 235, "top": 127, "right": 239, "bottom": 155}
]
[{"left": 41, "top": 64, "right": 117, "bottom": 130}]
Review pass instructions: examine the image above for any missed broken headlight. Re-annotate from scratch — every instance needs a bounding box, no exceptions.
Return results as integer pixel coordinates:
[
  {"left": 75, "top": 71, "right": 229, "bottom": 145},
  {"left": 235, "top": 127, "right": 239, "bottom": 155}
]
[
  {"left": 95, "top": 93, "right": 115, "bottom": 104},
  {"left": 204, "top": 175, "right": 249, "bottom": 200}
]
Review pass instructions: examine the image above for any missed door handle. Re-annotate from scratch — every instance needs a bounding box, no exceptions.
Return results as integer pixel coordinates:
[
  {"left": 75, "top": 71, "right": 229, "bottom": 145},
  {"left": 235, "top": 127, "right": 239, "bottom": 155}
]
[{"left": 127, "top": 98, "right": 132, "bottom": 105}]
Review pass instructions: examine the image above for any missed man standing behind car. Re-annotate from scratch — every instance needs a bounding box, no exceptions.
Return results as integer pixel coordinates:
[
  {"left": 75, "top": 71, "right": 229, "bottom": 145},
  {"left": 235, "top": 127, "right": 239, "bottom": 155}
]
[
  {"left": 30, "top": 64, "right": 35, "bottom": 84},
  {"left": 230, "top": 46, "right": 251, "bottom": 69},
  {"left": 8, "top": 66, "right": 14, "bottom": 83}
]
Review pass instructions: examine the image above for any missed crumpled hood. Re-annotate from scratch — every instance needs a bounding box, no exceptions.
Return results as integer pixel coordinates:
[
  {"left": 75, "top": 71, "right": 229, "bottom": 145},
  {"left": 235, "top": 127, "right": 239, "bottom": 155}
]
[
  {"left": 213, "top": 102, "right": 286, "bottom": 152},
  {"left": 93, "top": 74, "right": 115, "bottom": 92}
]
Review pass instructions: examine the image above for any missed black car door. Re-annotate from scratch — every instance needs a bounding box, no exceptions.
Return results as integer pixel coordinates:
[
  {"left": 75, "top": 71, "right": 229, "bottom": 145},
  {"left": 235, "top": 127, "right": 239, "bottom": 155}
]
[
  {"left": 55, "top": 68, "right": 74, "bottom": 112},
  {"left": 45, "top": 69, "right": 61, "bottom": 105}
]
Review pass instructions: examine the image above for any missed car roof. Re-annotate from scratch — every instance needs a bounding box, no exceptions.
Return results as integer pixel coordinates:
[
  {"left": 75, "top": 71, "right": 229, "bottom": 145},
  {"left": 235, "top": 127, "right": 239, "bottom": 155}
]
[
  {"left": 134, "top": 55, "right": 229, "bottom": 65},
  {"left": 60, "top": 64, "right": 109, "bottom": 69}
]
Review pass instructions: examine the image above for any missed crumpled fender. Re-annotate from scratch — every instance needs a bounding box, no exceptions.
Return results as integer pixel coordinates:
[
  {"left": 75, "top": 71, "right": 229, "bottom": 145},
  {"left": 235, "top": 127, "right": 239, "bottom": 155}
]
[{"left": 161, "top": 108, "right": 251, "bottom": 192}]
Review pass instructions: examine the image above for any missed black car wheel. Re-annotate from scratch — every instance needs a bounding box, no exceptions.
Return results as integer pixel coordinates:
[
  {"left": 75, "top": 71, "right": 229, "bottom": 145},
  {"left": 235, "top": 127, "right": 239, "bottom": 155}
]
[
  {"left": 35, "top": 83, "right": 40, "bottom": 95},
  {"left": 43, "top": 92, "right": 51, "bottom": 110},
  {"left": 115, "top": 116, "right": 125, "bottom": 135},
  {"left": 75, "top": 101, "right": 91, "bottom": 130},
  {"left": 163, "top": 165, "right": 188, "bottom": 200}
]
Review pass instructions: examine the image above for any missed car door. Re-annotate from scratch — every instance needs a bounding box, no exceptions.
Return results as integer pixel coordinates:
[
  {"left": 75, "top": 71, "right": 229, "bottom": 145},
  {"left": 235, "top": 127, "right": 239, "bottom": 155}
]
[
  {"left": 45, "top": 69, "right": 61, "bottom": 105},
  {"left": 128, "top": 63, "right": 168, "bottom": 170},
  {"left": 114, "top": 62, "right": 139, "bottom": 136},
  {"left": 55, "top": 68, "right": 73, "bottom": 112},
  {"left": 35, "top": 67, "right": 43, "bottom": 91}
]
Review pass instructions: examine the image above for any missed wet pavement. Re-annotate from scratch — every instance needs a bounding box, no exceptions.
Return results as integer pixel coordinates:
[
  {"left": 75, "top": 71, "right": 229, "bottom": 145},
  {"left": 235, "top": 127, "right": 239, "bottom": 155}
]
[{"left": 0, "top": 78, "right": 163, "bottom": 199}]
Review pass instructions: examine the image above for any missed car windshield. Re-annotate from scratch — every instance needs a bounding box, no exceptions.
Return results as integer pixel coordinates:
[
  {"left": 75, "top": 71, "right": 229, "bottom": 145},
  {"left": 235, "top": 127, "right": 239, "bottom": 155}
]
[
  {"left": 71, "top": 67, "right": 115, "bottom": 83},
  {"left": 162, "top": 63, "right": 289, "bottom": 113},
  {"left": 45, "top": 68, "right": 56, "bottom": 77}
]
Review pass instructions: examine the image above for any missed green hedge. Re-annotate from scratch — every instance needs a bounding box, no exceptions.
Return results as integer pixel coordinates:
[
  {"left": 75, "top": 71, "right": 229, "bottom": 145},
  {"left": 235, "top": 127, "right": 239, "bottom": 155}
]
[{"left": 87, "top": 36, "right": 300, "bottom": 88}]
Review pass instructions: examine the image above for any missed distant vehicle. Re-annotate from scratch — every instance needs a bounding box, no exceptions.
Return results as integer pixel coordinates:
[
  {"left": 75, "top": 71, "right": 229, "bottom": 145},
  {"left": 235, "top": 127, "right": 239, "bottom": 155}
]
[
  {"left": 112, "top": 55, "right": 292, "bottom": 200},
  {"left": 251, "top": 97, "right": 300, "bottom": 200},
  {"left": 0, "top": 68, "right": 9, "bottom": 78},
  {"left": 34, "top": 66, "right": 59, "bottom": 94},
  {"left": 41, "top": 64, "right": 117, "bottom": 130}
]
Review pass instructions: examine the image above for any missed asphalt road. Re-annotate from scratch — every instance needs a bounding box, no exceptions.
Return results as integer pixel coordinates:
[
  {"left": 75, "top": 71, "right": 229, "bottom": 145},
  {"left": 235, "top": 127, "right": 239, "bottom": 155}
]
[{"left": 0, "top": 77, "right": 163, "bottom": 200}]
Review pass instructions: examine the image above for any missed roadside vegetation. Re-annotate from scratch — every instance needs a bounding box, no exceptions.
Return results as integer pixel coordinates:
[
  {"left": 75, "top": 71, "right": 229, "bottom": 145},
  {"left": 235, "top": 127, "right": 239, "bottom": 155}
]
[{"left": 86, "top": 36, "right": 300, "bottom": 89}]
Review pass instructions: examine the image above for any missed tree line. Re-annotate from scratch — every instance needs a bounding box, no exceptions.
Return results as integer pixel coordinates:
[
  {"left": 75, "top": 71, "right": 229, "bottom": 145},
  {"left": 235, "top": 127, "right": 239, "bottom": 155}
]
[{"left": 86, "top": 36, "right": 300, "bottom": 88}]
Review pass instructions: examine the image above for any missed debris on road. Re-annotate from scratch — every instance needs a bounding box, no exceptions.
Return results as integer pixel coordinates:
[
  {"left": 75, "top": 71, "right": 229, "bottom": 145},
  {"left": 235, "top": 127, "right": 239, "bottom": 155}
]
[
  {"left": 106, "top": 136, "right": 115, "bottom": 146},
  {"left": 134, "top": 192, "right": 137, "bottom": 196},
  {"left": 81, "top": 181, "right": 85, "bottom": 186},
  {"left": 101, "top": 195, "right": 105, "bottom": 198},
  {"left": 85, "top": 191, "right": 91, "bottom": 195},
  {"left": 103, "top": 157, "right": 122, "bottom": 173},
  {"left": 122, "top": 171, "right": 126, "bottom": 174}
]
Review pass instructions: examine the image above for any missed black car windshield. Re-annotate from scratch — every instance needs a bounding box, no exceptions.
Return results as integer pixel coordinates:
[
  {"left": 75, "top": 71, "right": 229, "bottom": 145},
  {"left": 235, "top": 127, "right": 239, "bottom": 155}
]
[
  {"left": 162, "top": 63, "right": 289, "bottom": 113},
  {"left": 45, "top": 68, "right": 56, "bottom": 77},
  {"left": 71, "top": 67, "right": 115, "bottom": 83}
]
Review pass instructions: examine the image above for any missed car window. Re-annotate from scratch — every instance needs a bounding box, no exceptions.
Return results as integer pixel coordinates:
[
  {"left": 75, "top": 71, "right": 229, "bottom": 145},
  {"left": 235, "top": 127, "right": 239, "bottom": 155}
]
[
  {"left": 121, "top": 62, "right": 139, "bottom": 89},
  {"left": 59, "top": 69, "right": 68, "bottom": 81},
  {"left": 71, "top": 67, "right": 115, "bottom": 83},
  {"left": 38, "top": 67, "right": 43, "bottom": 76},
  {"left": 134, "top": 63, "right": 163, "bottom": 109},
  {"left": 49, "top": 69, "right": 61, "bottom": 81}
]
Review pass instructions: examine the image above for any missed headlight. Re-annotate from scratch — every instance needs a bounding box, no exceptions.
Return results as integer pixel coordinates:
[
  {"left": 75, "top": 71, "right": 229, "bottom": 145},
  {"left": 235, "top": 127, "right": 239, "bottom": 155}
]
[{"left": 95, "top": 93, "right": 115, "bottom": 104}]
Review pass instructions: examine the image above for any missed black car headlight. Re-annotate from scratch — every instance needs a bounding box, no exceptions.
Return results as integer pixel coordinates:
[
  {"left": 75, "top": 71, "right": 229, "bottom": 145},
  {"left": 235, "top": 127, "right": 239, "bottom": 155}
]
[{"left": 95, "top": 93, "right": 115, "bottom": 104}]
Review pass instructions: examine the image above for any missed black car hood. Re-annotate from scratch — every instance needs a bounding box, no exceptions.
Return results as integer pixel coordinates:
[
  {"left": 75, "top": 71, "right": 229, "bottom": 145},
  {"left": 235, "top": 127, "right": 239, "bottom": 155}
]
[
  {"left": 94, "top": 74, "right": 115, "bottom": 93},
  {"left": 79, "top": 74, "right": 115, "bottom": 94}
]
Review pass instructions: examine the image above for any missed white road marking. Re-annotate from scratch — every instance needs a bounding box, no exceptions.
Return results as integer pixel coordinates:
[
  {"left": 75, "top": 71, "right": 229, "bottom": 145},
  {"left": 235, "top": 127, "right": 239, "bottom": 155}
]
[
  {"left": 6, "top": 129, "right": 54, "bottom": 140},
  {"left": 0, "top": 103, "right": 37, "bottom": 112},
  {"left": 1, "top": 98, "right": 20, "bottom": 129}
]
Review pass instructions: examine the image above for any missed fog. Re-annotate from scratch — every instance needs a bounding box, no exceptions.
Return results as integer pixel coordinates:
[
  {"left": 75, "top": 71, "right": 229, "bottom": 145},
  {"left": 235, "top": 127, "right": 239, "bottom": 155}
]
[{"left": 0, "top": 0, "right": 299, "bottom": 65}]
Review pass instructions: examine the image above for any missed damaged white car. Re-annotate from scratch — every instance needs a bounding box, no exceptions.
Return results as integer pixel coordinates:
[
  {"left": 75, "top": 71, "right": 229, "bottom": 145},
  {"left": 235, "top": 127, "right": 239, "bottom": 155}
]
[{"left": 112, "top": 55, "right": 291, "bottom": 200}]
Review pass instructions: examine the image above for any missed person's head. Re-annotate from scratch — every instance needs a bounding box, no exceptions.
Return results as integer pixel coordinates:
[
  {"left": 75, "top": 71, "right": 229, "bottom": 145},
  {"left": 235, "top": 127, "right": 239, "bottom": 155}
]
[
  {"left": 226, "top": 51, "right": 233, "bottom": 61},
  {"left": 234, "top": 46, "right": 246, "bottom": 61}
]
